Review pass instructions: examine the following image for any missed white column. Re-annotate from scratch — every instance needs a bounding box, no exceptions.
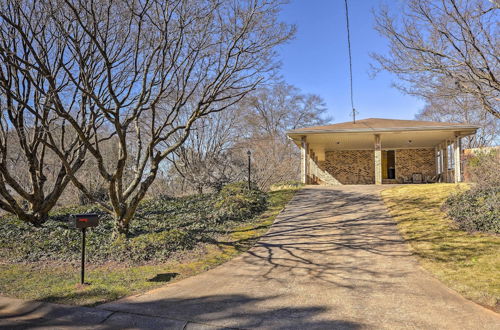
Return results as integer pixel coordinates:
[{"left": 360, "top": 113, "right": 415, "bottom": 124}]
[
  {"left": 374, "top": 134, "right": 382, "bottom": 185},
  {"left": 440, "top": 144, "right": 444, "bottom": 177},
  {"left": 309, "top": 150, "right": 314, "bottom": 183},
  {"left": 442, "top": 140, "right": 449, "bottom": 182},
  {"left": 454, "top": 136, "right": 462, "bottom": 183},
  {"left": 435, "top": 146, "right": 439, "bottom": 175},
  {"left": 437, "top": 143, "right": 443, "bottom": 177},
  {"left": 300, "top": 136, "right": 308, "bottom": 184},
  {"left": 311, "top": 151, "right": 317, "bottom": 183}
]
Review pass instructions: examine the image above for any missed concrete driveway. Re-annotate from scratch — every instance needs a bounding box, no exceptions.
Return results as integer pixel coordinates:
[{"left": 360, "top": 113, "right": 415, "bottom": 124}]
[{"left": 99, "top": 186, "right": 499, "bottom": 329}]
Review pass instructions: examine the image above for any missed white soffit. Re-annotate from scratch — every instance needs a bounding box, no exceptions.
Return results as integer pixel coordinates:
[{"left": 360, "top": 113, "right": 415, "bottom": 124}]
[{"left": 290, "top": 130, "right": 474, "bottom": 151}]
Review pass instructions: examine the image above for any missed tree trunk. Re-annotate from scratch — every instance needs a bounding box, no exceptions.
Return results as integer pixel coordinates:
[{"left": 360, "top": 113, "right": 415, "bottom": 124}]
[
  {"left": 17, "top": 211, "right": 49, "bottom": 227},
  {"left": 112, "top": 201, "right": 140, "bottom": 237},
  {"left": 114, "top": 214, "right": 130, "bottom": 237}
]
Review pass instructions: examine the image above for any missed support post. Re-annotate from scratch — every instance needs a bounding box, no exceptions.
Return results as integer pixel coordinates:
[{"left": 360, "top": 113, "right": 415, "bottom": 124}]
[
  {"left": 439, "top": 143, "right": 444, "bottom": 178},
  {"left": 300, "top": 136, "right": 308, "bottom": 184},
  {"left": 374, "top": 134, "right": 382, "bottom": 185},
  {"left": 435, "top": 146, "right": 439, "bottom": 175},
  {"left": 454, "top": 135, "right": 462, "bottom": 183},
  {"left": 442, "top": 140, "right": 449, "bottom": 183},
  {"left": 309, "top": 149, "right": 316, "bottom": 184},
  {"left": 81, "top": 228, "right": 86, "bottom": 284},
  {"left": 436, "top": 143, "right": 442, "bottom": 179}
]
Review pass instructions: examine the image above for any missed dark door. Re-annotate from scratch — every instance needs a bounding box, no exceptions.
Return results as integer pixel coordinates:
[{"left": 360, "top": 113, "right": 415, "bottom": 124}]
[{"left": 387, "top": 150, "right": 395, "bottom": 179}]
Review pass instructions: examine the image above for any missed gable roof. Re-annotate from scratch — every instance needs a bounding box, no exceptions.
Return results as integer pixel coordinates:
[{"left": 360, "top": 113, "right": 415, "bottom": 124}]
[{"left": 287, "top": 118, "right": 479, "bottom": 134}]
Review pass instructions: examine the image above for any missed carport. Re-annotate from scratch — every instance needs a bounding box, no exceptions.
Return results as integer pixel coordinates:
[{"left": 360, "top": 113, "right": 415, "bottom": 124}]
[{"left": 287, "top": 118, "right": 478, "bottom": 185}]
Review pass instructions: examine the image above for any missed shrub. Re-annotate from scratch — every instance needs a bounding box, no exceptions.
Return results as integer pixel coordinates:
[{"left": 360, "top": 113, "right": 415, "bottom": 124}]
[
  {"left": 0, "top": 212, "right": 199, "bottom": 264},
  {"left": 269, "top": 180, "right": 304, "bottom": 191},
  {"left": 0, "top": 185, "right": 269, "bottom": 264},
  {"left": 445, "top": 187, "right": 500, "bottom": 234},
  {"left": 109, "top": 229, "right": 196, "bottom": 262},
  {"left": 214, "top": 182, "right": 267, "bottom": 222},
  {"left": 465, "top": 149, "right": 500, "bottom": 189}
]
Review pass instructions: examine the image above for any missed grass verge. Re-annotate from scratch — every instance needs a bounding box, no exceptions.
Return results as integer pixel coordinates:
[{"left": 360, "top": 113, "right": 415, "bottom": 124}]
[
  {"left": 381, "top": 184, "right": 499, "bottom": 311},
  {"left": 0, "top": 189, "right": 297, "bottom": 306}
]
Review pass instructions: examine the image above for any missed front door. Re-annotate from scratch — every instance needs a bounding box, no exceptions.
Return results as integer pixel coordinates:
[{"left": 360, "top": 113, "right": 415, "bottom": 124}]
[{"left": 382, "top": 150, "right": 396, "bottom": 180}]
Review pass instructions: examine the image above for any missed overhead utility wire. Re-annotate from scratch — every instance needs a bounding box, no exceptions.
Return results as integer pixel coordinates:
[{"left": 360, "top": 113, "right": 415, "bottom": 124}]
[{"left": 344, "top": 0, "right": 357, "bottom": 123}]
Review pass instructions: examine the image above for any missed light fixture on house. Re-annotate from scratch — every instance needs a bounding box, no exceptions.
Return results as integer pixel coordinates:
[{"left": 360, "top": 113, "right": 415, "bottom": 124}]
[
  {"left": 408, "top": 140, "right": 412, "bottom": 144},
  {"left": 336, "top": 141, "right": 340, "bottom": 145}
]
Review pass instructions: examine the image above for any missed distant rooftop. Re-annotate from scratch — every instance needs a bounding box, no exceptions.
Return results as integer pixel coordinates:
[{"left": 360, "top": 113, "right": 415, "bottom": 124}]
[{"left": 287, "top": 118, "right": 479, "bottom": 134}]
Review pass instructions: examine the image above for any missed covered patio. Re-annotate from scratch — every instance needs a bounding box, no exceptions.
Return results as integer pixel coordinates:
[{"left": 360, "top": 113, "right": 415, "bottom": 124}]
[{"left": 287, "top": 118, "right": 478, "bottom": 185}]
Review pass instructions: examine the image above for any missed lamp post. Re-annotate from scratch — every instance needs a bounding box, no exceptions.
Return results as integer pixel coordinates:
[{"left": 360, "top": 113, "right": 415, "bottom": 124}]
[{"left": 247, "top": 150, "right": 251, "bottom": 189}]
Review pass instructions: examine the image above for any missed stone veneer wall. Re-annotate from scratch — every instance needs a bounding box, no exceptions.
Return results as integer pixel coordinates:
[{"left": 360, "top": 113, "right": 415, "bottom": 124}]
[
  {"left": 323, "top": 150, "right": 375, "bottom": 184},
  {"left": 395, "top": 148, "right": 436, "bottom": 179}
]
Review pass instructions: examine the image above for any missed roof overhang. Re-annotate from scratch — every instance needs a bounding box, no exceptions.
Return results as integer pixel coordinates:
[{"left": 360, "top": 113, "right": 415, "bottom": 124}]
[
  {"left": 287, "top": 127, "right": 478, "bottom": 151},
  {"left": 287, "top": 124, "right": 479, "bottom": 134}
]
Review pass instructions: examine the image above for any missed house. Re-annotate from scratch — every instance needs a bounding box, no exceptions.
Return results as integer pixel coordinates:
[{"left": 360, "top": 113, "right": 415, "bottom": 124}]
[{"left": 286, "top": 118, "right": 478, "bottom": 185}]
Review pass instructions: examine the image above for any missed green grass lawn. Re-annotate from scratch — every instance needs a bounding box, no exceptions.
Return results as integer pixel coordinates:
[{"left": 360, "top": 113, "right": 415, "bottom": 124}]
[
  {"left": 0, "top": 188, "right": 298, "bottom": 306},
  {"left": 382, "top": 184, "right": 500, "bottom": 311}
]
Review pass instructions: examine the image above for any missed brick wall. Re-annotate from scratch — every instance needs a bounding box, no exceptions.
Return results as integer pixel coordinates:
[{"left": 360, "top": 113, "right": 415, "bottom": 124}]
[
  {"left": 322, "top": 150, "right": 375, "bottom": 184},
  {"left": 395, "top": 148, "right": 436, "bottom": 179},
  {"left": 318, "top": 148, "right": 437, "bottom": 185},
  {"left": 308, "top": 157, "right": 342, "bottom": 185}
]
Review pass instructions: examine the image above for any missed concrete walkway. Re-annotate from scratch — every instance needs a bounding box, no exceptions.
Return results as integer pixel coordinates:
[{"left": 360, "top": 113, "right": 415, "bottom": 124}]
[{"left": 1, "top": 186, "right": 499, "bottom": 329}]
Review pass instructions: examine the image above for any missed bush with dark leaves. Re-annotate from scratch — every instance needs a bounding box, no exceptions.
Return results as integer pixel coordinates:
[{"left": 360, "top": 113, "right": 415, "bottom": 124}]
[
  {"left": 0, "top": 185, "right": 268, "bottom": 264},
  {"left": 445, "top": 187, "right": 500, "bottom": 234},
  {"left": 213, "top": 182, "right": 267, "bottom": 222}
]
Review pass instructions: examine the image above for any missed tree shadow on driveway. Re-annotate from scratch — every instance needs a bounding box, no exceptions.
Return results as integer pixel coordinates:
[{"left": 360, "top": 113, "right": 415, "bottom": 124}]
[
  {"left": 233, "top": 186, "right": 416, "bottom": 288},
  {"left": 0, "top": 294, "right": 367, "bottom": 329},
  {"left": 100, "top": 293, "right": 367, "bottom": 329}
]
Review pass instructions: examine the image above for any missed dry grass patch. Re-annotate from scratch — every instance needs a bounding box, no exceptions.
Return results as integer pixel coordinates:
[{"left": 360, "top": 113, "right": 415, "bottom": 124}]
[{"left": 382, "top": 184, "right": 499, "bottom": 311}]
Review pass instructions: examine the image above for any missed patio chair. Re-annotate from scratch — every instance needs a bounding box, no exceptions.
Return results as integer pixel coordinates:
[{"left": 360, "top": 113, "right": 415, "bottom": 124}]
[
  {"left": 398, "top": 176, "right": 412, "bottom": 184},
  {"left": 425, "top": 174, "right": 441, "bottom": 183},
  {"left": 412, "top": 173, "right": 423, "bottom": 184}
]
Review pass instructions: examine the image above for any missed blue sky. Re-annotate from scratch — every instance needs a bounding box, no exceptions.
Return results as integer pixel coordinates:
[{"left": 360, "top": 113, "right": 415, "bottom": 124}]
[{"left": 278, "top": 0, "right": 425, "bottom": 124}]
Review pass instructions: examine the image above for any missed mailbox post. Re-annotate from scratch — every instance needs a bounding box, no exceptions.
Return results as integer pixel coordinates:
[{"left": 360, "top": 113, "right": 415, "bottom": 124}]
[
  {"left": 69, "top": 214, "right": 99, "bottom": 284},
  {"left": 81, "top": 227, "right": 86, "bottom": 284}
]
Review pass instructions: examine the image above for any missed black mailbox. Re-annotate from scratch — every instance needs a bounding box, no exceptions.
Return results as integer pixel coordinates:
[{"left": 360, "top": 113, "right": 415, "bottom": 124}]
[{"left": 69, "top": 213, "right": 99, "bottom": 229}]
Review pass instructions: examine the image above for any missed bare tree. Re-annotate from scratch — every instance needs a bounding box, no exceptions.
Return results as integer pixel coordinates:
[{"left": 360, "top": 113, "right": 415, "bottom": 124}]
[
  {"left": 242, "top": 138, "right": 300, "bottom": 190},
  {"left": 167, "top": 82, "right": 329, "bottom": 192},
  {"left": 240, "top": 82, "right": 330, "bottom": 190},
  {"left": 170, "top": 110, "right": 244, "bottom": 194},
  {"left": 372, "top": 0, "right": 499, "bottom": 119},
  {"left": 0, "top": 109, "right": 86, "bottom": 226},
  {"left": 0, "top": 0, "right": 294, "bottom": 234},
  {"left": 0, "top": 21, "right": 88, "bottom": 226},
  {"left": 243, "top": 82, "right": 329, "bottom": 137},
  {"left": 416, "top": 83, "right": 499, "bottom": 148}
]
